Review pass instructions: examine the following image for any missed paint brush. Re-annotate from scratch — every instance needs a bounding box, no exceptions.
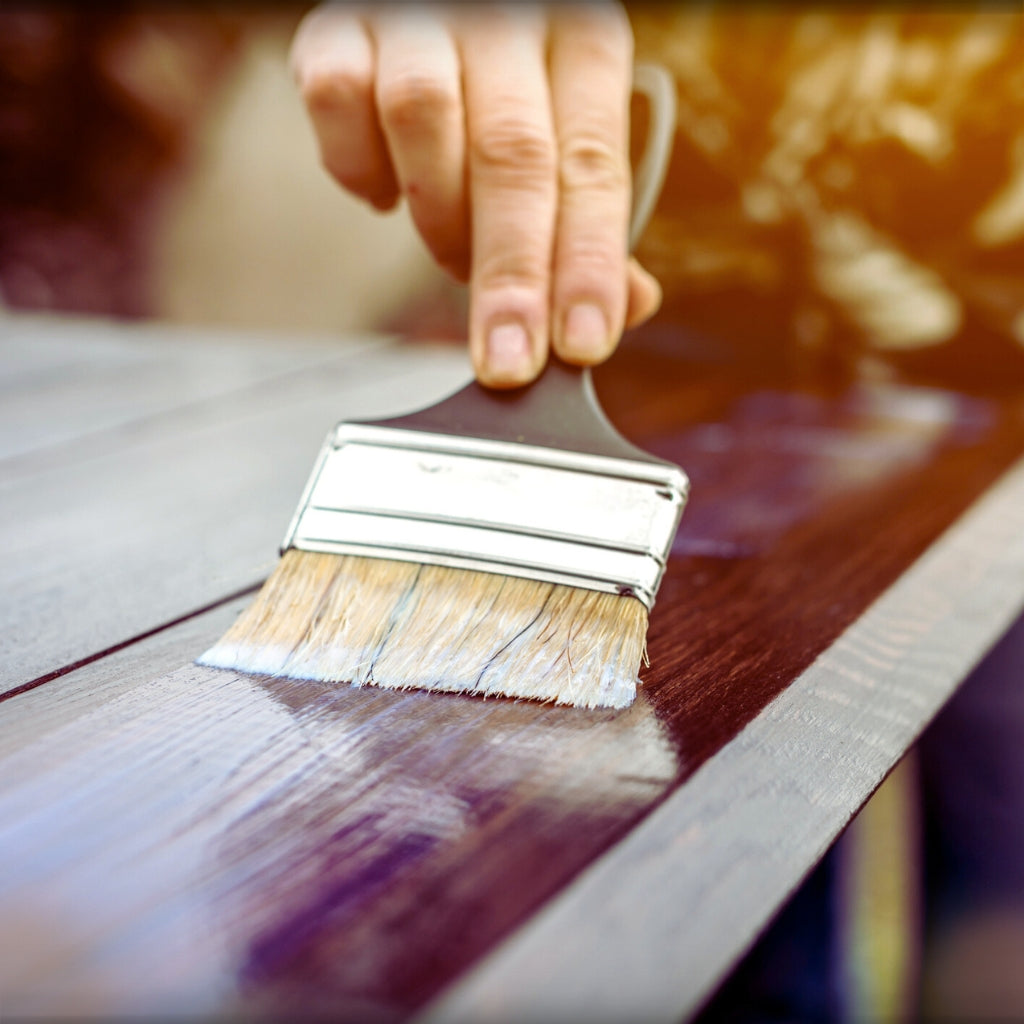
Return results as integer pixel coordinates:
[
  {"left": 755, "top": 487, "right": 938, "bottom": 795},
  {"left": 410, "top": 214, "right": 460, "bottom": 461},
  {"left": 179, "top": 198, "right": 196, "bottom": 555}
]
[{"left": 198, "top": 64, "right": 687, "bottom": 709}]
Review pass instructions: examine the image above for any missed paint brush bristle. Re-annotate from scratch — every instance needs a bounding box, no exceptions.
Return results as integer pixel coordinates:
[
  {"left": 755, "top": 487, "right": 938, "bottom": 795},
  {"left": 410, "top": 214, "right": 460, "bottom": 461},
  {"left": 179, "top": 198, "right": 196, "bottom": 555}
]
[{"left": 199, "top": 549, "right": 649, "bottom": 709}]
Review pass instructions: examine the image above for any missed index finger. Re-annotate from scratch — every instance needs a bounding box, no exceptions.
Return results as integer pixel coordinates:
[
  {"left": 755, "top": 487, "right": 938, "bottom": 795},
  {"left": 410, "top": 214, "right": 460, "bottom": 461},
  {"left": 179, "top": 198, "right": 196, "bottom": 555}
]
[{"left": 290, "top": 4, "right": 399, "bottom": 210}]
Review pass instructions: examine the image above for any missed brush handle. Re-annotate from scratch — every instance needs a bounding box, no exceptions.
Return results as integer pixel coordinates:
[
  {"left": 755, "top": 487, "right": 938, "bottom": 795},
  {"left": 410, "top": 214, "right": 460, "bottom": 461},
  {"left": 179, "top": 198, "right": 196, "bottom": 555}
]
[{"left": 361, "top": 359, "right": 672, "bottom": 465}]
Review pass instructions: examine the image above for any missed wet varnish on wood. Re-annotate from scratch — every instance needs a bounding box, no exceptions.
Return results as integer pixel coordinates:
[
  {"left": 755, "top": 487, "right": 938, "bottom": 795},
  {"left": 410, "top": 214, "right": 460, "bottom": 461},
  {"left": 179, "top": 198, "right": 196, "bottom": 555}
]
[{"left": 3, "top": 313, "right": 1024, "bottom": 1022}]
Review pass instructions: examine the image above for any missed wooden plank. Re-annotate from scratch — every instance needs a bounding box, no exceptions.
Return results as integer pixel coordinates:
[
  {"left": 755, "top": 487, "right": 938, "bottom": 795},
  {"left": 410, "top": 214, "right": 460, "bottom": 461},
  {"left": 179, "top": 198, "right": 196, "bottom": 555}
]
[
  {"left": 0, "top": 598, "right": 249, "bottom": 762},
  {"left": 0, "top": 651, "right": 680, "bottom": 1021},
  {"left": 0, "top": 312, "right": 380, "bottom": 462},
  {"left": 0, "top": 328, "right": 470, "bottom": 693},
  {"left": 421, "top": 452, "right": 1024, "bottom": 1024},
  {"left": 4, "top": 328, "right": 1024, "bottom": 1021}
]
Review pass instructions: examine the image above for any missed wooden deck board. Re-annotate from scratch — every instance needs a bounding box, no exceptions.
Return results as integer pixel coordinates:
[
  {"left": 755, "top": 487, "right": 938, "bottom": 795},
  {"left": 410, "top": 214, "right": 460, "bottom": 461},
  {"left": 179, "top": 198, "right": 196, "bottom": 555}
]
[
  {"left": 3, "top": 315, "right": 1024, "bottom": 1021},
  {"left": 0, "top": 313, "right": 379, "bottom": 463},
  {"left": 0, "top": 599, "right": 249, "bottom": 762},
  {"left": 1, "top": 321, "right": 469, "bottom": 692},
  {"left": 424, "top": 451, "right": 1024, "bottom": 1023}
]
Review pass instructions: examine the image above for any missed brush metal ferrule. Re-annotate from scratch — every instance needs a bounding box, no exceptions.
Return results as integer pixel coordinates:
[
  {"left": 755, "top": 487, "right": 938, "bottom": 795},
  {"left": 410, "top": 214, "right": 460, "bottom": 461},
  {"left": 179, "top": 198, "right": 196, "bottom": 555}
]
[{"left": 281, "top": 423, "right": 689, "bottom": 609}]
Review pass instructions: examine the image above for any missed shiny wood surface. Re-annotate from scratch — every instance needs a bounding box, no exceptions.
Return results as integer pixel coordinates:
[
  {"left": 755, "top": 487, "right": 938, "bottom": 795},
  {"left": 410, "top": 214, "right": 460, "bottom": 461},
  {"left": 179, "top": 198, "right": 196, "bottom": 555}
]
[
  {"left": 597, "top": 340, "right": 1024, "bottom": 770},
  {"left": 3, "top": 312, "right": 1024, "bottom": 1020}
]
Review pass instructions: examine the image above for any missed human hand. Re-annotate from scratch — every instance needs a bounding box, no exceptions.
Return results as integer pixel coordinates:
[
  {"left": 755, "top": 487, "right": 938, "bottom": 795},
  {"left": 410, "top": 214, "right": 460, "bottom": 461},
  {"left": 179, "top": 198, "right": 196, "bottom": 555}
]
[{"left": 290, "top": 2, "right": 663, "bottom": 388}]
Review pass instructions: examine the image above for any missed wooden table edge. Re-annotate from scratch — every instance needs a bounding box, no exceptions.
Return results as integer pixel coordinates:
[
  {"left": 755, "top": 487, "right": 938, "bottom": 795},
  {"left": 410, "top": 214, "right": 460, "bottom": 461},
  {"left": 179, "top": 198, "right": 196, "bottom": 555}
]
[{"left": 418, "top": 453, "right": 1024, "bottom": 1024}]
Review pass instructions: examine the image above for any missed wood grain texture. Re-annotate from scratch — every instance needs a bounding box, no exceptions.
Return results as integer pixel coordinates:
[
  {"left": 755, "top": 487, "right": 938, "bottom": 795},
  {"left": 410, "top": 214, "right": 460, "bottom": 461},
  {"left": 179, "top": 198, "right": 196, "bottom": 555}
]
[
  {"left": 0, "top": 663, "right": 678, "bottom": 1020},
  {"left": 0, "top": 599, "right": 249, "bottom": 761},
  {"left": 423, "top": 451, "right": 1024, "bottom": 1024},
  {"left": 0, "top": 313, "right": 373, "bottom": 463},
  {"left": 4, "top": 317, "right": 1024, "bottom": 1021},
  {"left": 0, "top": 321, "right": 469, "bottom": 693}
]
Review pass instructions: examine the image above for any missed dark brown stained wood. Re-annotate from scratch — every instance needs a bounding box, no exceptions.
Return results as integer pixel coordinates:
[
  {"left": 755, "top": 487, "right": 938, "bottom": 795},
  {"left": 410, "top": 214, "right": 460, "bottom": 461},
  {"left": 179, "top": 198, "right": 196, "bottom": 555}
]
[
  {"left": 3, "top": 317, "right": 1024, "bottom": 1021},
  {"left": 427, "top": 452, "right": 1024, "bottom": 1024},
  {"left": 595, "top": 345, "right": 1024, "bottom": 771}
]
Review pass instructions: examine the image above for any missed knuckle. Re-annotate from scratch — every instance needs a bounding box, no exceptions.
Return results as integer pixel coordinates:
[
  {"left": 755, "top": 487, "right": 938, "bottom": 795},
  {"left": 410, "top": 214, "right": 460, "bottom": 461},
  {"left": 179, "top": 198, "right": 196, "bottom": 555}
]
[
  {"left": 474, "top": 249, "right": 550, "bottom": 291},
  {"left": 299, "top": 62, "right": 371, "bottom": 115},
  {"left": 378, "top": 72, "right": 459, "bottom": 133},
  {"left": 561, "top": 239, "right": 622, "bottom": 277},
  {"left": 557, "top": 255, "right": 624, "bottom": 305},
  {"left": 471, "top": 115, "right": 556, "bottom": 182},
  {"left": 559, "top": 133, "right": 628, "bottom": 194}
]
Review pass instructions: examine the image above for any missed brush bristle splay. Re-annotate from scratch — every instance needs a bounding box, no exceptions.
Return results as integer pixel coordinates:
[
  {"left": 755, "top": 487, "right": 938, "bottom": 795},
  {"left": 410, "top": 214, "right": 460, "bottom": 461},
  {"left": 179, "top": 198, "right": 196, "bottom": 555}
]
[{"left": 199, "top": 550, "right": 650, "bottom": 709}]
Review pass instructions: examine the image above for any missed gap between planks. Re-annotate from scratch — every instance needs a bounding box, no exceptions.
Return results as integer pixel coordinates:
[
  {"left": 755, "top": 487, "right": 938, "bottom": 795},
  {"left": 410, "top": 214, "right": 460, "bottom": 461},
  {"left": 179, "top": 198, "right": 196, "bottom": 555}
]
[
  {"left": 0, "top": 583, "right": 262, "bottom": 706},
  {"left": 0, "top": 599, "right": 252, "bottom": 761}
]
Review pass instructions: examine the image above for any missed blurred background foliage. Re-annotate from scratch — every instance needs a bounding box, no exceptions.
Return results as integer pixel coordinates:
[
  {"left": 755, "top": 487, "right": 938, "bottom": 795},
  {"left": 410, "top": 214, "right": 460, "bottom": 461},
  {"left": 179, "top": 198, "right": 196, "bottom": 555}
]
[{"left": 1, "top": 3, "right": 1023, "bottom": 391}]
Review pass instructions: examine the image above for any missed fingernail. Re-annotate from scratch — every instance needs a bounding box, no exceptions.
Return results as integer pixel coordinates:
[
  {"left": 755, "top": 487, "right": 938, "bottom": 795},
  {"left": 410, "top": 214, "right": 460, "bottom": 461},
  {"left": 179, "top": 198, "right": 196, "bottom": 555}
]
[
  {"left": 563, "top": 303, "right": 609, "bottom": 359},
  {"left": 486, "top": 321, "right": 532, "bottom": 379}
]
